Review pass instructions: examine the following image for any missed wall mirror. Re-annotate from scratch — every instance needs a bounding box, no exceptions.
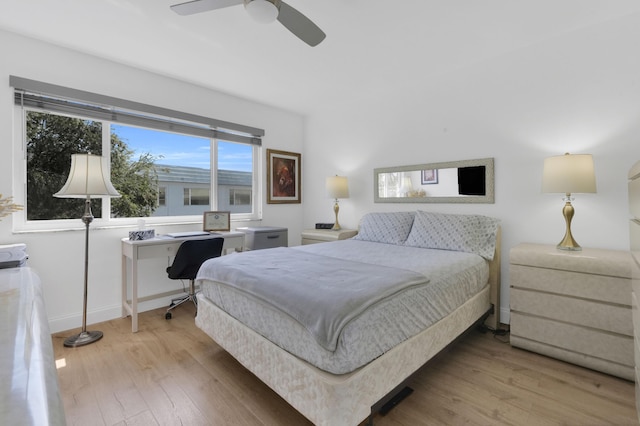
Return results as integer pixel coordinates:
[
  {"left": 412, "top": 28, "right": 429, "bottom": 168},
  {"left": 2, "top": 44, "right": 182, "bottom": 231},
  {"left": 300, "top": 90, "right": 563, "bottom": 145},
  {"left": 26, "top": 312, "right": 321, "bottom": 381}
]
[{"left": 374, "top": 157, "right": 494, "bottom": 203}]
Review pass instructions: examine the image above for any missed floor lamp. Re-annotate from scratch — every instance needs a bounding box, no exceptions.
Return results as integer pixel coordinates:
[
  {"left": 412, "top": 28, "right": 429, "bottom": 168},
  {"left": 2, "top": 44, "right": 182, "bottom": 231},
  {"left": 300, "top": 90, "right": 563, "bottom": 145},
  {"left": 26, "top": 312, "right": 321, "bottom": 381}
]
[{"left": 54, "top": 154, "right": 120, "bottom": 347}]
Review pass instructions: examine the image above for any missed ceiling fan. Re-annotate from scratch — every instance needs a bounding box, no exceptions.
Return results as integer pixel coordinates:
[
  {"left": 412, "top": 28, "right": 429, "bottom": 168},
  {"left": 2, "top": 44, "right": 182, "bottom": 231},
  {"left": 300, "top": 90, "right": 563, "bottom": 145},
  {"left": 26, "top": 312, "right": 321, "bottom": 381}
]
[{"left": 170, "top": 0, "right": 326, "bottom": 47}]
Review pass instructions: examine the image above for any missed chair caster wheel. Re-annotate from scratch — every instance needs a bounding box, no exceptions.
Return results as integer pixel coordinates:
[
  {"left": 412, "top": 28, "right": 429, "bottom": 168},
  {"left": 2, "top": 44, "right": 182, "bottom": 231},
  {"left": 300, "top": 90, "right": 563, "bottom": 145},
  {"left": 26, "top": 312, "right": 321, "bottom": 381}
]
[{"left": 165, "top": 312, "right": 172, "bottom": 320}]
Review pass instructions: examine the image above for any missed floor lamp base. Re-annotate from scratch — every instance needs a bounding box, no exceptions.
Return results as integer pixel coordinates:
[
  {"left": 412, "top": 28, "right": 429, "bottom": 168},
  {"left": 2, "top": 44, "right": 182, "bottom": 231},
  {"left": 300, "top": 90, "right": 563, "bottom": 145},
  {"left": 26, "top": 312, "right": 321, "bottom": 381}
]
[{"left": 63, "top": 330, "right": 103, "bottom": 347}]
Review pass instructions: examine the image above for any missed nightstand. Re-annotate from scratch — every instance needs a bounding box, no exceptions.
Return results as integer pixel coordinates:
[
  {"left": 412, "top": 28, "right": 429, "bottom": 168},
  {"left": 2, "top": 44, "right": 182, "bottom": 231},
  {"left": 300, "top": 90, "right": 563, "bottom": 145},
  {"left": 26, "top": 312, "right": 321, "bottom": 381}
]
[
  {"left": 301, "top": 228, "right": 358, "bottom": 245},
  {"left": 510, "top": 243, "right": 633, "bottom": 380}
]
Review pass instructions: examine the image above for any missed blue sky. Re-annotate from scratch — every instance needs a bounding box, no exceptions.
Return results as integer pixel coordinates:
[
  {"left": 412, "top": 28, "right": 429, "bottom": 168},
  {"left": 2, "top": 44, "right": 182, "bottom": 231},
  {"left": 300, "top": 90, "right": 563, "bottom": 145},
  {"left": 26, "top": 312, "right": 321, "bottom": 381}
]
[{"left": 112, "top": 124, "right": 252, "bottom": 172}]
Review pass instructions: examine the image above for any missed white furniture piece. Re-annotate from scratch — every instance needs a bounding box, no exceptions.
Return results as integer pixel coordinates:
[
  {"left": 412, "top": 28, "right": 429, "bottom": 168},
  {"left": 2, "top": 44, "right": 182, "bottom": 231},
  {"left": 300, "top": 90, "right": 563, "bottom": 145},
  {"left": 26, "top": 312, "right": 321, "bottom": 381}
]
[
  {"left": 510, "top": 243, "right": 633, "bottom": 380},
  {"left": 121, "top": 232, "right": 244, "bottom": 332},
  {"left": 0, "top": 267, "right": 66, "bottom": 425},
  {"left": 301, "top": 228, "right": 357, "bottom": 245},
  {"left": 236, "top": 226, "right": 288, "bottom": 250},
  {"left": 628, "top": 160, "right": 640, "bottom": 418}
]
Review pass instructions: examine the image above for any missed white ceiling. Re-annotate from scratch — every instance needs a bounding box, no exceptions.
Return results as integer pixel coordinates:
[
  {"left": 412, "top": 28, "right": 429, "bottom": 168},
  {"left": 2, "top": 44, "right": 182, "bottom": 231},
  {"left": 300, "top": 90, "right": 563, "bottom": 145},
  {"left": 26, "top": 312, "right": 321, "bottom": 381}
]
[{"left": 2, "top": 0, "right": 640, "bottom": 116}]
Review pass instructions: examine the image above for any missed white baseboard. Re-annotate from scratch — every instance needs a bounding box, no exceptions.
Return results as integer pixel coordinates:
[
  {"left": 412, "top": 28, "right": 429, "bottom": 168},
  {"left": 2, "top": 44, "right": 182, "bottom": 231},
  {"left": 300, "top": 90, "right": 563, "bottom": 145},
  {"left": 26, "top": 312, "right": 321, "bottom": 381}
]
[
  {"left": 48, "top": 295, "right": 178, "bottom": 334},
  {"left": 49, "top": 304, "right": 121, "bottom": 334}
]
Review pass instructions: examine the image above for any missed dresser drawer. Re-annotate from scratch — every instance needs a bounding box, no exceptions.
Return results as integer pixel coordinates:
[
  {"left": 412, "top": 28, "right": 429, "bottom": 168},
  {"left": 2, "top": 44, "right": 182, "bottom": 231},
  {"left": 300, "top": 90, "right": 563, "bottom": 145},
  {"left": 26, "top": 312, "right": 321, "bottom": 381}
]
[
  {"left": 511, "top": 313, "right": 633, "bottom": 367},
  {"left": 511, "top": 264, "right": 631, "bottom": 306},
  {"left": 510, "top": 332, "right": 634, "bottom": 381},
  {"left": 511, "top": 287, "right": 633, "bottom": 336}
]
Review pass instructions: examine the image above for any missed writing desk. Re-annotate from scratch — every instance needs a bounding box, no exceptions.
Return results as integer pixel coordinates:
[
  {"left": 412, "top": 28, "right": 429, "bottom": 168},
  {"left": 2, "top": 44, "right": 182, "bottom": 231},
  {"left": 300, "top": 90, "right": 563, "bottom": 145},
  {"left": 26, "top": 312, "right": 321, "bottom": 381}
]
[{"left": 121, "top": 232, "right": 244, "bottom": 332}]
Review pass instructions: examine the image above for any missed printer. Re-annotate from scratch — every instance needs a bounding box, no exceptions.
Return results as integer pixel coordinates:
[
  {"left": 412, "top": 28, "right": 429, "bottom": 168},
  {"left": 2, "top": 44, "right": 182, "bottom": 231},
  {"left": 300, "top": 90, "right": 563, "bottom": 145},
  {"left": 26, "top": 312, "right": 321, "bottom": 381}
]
[{"left": 0, "top": 243, "right": 28, "bottom": 269}]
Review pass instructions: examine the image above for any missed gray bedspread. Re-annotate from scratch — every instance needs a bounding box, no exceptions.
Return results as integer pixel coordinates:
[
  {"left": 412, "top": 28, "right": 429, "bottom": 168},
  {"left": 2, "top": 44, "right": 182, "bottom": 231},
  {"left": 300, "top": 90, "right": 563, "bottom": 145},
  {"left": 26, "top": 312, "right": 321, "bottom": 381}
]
[{"left": 196, "top": 247, "right": 429, "bottom": 351}]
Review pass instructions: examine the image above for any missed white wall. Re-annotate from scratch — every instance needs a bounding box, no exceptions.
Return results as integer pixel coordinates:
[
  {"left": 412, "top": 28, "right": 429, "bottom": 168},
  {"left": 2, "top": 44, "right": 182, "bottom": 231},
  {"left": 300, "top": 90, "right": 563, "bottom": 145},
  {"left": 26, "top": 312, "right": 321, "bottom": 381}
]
[
  {"left": 302, "top": 13, "right": 640, "bottom": 323},
  {"left": 0, "top": 30, "right": 305, "bottom": 332}
]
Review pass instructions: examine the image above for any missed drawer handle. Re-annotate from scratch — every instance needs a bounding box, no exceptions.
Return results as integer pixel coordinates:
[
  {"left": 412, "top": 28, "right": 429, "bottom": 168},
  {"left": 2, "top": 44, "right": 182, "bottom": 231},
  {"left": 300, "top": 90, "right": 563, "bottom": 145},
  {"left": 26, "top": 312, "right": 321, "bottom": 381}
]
[{"left": 267, "top": 235, "right": 280, "bottom": 239}]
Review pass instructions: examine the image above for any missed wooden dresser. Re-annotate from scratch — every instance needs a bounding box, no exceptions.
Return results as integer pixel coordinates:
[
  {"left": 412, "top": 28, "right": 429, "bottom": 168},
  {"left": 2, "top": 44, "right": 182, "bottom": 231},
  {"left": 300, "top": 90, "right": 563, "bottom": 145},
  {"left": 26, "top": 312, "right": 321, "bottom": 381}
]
[{"left": 510, "top": 243, "right": 633, "bottom": 380}]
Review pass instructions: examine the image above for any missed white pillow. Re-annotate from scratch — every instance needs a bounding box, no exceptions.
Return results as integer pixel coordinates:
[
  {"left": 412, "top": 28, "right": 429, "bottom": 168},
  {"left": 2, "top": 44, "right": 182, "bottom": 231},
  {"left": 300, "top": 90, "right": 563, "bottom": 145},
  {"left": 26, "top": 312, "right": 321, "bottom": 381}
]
[
  {"left": 353, "top": 212, "right": 415, "bottom": 245},
  {"left": 404, "top": 211, "right": 500, "bottom": 260}
]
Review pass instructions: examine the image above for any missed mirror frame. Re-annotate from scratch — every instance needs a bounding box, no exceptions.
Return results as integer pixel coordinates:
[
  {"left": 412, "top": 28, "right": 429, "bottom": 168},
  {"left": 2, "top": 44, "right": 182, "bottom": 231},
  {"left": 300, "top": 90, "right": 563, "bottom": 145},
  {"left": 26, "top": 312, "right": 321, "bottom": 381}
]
[{"left": 374, "top": 157, "right": 495, "bottom": 204}]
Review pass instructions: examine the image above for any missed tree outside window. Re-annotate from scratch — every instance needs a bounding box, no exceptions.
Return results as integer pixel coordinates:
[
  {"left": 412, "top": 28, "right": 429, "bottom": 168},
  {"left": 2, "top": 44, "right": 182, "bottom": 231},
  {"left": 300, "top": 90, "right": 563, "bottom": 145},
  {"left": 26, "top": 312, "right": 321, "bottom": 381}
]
[{"left": 25, "top": 111, "right": 159, "bottom": 220}]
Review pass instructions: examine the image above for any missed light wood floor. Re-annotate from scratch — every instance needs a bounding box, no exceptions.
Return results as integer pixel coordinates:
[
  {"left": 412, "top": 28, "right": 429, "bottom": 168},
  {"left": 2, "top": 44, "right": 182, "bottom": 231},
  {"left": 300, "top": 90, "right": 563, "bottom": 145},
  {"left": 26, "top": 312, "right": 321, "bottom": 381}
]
[{"left": 53, "top": 304, "right": 639, "bottom": 426}]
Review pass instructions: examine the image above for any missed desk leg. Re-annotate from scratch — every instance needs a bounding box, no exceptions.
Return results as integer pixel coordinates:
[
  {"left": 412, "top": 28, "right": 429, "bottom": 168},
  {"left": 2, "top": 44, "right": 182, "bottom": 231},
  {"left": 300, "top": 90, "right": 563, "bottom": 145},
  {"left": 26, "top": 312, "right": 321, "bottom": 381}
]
[
  {"left": 121, "top": 253, "right": 139, "bottom": 333},
  {"left": 121, "top": 254, "right": 127, "bottom": 319},
  {"left": 131, "top": 252, "right": 139, "bottom": 332}
]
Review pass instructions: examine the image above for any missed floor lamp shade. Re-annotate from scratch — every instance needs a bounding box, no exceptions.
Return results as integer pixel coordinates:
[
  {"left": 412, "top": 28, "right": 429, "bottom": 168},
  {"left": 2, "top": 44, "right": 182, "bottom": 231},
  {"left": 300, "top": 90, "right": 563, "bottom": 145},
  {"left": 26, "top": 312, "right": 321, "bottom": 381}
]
[
  {"left": 326, "top": 176, "right": 349, "bottom": 231},
  {"left": 542, "top": 153, "right": 596, "bottom": 251},
  {"left": 54, "top": 154, "right": 120, "bottom": 347},
  {"left": 54, "top": 154, "right": 120, "bottom": 198}
]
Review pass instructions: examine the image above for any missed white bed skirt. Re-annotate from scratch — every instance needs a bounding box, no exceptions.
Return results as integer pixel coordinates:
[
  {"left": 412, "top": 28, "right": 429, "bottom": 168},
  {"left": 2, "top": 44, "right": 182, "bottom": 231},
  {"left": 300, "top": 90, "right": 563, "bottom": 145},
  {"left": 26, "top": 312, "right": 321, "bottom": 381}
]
[{"left": 195, "top": 285, "right": 490, "bottom": 426}]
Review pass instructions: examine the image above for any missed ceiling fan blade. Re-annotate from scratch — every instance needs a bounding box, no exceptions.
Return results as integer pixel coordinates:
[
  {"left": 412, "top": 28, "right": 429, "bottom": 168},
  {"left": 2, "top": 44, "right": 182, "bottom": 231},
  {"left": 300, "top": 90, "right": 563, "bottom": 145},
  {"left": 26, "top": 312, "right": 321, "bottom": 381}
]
[
  {"left": 171, "top": 0, "right": 243, "bottom": 16},
  {"left": 277, "top": 1, "right": 326, "bottom": 46}
]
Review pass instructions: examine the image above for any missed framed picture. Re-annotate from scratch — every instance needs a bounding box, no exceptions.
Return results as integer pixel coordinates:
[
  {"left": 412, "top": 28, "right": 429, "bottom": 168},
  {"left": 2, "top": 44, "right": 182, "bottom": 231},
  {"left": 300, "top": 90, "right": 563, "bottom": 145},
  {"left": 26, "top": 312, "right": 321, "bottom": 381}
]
[
  {"left": 203, "top": 211, "right": 230, "bottom": 232},
  {"left": 421, "top": 169, "right": 438, "bottom": 185},
  {"left": 267, "top": 149, "right": 301, "bottom": 204}
]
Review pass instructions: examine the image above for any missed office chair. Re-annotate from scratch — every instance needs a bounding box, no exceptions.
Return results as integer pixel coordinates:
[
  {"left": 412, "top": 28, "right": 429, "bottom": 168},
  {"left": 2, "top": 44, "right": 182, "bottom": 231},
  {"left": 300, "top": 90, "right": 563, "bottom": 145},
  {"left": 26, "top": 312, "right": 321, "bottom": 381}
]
[{"left": 165, "top": 237, "right": 224, "bottom": 320}]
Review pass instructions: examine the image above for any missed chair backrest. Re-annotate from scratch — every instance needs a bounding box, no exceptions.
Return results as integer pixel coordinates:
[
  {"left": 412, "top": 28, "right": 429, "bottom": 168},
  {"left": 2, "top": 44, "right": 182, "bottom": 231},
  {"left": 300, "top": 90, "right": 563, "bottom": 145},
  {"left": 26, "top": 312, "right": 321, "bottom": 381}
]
[{"left": 167, "top": 238, "right": 224, "bottom": 280}]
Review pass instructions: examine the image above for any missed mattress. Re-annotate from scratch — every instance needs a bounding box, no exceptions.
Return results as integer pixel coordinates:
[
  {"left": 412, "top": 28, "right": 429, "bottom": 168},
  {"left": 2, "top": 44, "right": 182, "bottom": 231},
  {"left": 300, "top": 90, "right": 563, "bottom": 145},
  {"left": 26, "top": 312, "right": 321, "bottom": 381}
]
[{"left": 197, "top": 239, "right": 489, "bottom": 374}]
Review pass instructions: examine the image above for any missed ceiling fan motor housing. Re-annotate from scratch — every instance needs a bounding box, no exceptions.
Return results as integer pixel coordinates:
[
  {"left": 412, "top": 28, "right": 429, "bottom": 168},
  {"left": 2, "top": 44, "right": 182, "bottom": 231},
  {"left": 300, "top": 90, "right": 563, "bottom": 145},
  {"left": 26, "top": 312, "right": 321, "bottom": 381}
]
[{"left": 244, "top": 0, "right": 281, "bottom": 23}]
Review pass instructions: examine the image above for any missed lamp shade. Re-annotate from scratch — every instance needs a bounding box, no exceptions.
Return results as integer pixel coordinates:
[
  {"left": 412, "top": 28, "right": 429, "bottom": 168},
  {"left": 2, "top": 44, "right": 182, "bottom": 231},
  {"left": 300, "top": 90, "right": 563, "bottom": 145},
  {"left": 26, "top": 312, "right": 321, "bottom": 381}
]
[
  {"left": 326, "top": 176, "right": 349, "bottom": 199},
  {"left": 54, "top": 154, "right": 121, "bottom": 198},
  {"left": 542, "top": 153, "right": 596, "bottom": 194}
]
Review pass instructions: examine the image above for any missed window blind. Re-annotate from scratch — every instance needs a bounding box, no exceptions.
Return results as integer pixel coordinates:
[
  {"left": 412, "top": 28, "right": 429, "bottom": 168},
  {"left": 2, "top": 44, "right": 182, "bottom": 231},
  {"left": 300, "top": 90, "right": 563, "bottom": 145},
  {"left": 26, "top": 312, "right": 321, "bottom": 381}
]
[{"left": 10, "top": 76, "right": 263, "bottom": 146}]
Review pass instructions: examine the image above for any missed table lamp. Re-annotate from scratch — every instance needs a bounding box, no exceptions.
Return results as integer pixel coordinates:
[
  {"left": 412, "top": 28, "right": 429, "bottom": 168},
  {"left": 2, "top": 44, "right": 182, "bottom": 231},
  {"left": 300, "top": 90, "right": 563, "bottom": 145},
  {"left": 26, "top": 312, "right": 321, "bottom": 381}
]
[
  {"left": 542, "top": 153, "right": 596, "bottom": 251},
  {"left": 326, "top": 176, "right": 349, "bottom": 231}
]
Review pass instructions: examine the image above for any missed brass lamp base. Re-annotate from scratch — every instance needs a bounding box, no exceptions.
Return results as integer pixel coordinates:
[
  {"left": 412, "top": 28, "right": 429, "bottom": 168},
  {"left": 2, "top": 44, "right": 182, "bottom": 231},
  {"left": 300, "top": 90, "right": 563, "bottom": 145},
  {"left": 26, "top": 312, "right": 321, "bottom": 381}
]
[
  {"left": 332, "top": 199, "right": 341, "bottom": 231},
  {"left": 557, "top": 240, "right": 582, "bottom": 251},
  {"left": 557, "top": 198, "right": 581, "bottom": 251},
  {"left": 63, "top": 330, "right": 103, "bottom": 347}
]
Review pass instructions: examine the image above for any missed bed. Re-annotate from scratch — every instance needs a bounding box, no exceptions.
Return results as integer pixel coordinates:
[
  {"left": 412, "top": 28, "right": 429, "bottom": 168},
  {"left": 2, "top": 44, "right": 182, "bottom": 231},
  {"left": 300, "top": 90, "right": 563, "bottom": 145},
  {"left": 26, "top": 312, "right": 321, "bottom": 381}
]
[{"left": 195, "top": 210, "right": 501, "bottom": 425}]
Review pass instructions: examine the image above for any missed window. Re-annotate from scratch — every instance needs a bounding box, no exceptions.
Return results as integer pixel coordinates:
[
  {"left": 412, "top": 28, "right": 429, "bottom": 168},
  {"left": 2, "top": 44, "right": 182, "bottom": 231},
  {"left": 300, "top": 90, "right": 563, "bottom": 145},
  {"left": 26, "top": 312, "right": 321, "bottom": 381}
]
[
  {"left": 112, "top": 123, "right": 212, "bottom": 218},
  {"left": 158, "top": 187, "right": 166, "bottom": 207},
  {"left": 11, "top": 76, "right": 264, "bottom": 229},
  {"left": 183, "top": 188, "right": 210, "bottom": 206},
  {"left": 229, "top": 188, "right": 252, "bottom": 206}
]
